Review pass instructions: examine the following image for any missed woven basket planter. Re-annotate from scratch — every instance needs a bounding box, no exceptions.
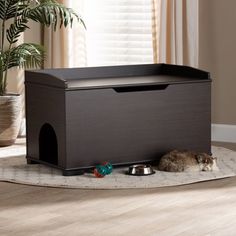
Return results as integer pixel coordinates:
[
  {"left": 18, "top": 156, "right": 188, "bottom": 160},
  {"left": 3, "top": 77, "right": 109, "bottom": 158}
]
[{"left": 0, "top": 94, "right": 22, "bottom": 146}]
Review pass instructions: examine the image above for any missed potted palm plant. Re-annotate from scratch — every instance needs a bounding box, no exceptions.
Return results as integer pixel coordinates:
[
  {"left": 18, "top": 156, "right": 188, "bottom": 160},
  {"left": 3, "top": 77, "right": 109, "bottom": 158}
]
[{"left": 0, "top": 0, "right": 84, "bottom": 146}]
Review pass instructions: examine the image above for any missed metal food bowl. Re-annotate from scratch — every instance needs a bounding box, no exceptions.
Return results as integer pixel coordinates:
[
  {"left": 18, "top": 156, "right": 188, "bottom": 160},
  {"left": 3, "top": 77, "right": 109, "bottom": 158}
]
[{"left": 127, "top": 164, "right": 155, "bottom": 176}]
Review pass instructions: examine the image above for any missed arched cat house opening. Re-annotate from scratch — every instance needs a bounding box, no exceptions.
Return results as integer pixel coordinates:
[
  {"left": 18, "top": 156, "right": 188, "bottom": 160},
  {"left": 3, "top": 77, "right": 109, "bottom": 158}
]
[{"left": 39, "top": 123, "right": 58, "bottom": 165}]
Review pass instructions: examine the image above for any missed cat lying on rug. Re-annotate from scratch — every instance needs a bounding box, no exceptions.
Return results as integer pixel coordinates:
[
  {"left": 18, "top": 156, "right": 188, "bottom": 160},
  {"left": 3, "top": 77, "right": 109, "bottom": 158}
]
[{"left": 158, "top": 150, "right": 218, "bottom": 172}]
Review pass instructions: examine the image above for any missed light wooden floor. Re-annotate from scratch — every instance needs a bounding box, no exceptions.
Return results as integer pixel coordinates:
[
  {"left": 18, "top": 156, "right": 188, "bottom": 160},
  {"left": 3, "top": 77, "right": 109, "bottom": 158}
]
[{"left": 1, "top": 142, "right": 236, "bottom": 236}]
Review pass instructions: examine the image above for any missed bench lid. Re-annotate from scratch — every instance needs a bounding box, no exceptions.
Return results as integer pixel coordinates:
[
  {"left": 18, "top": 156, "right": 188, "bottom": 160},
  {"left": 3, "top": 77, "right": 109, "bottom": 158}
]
[{"left": 25, "top": 64, "right": 211, "bottom": 90}]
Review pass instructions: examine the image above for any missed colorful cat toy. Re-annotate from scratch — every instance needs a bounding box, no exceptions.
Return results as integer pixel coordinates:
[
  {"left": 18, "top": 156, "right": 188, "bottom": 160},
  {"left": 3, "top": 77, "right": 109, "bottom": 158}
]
[{"left": 94, "top": 162, "right": 113, "bottom": 178}]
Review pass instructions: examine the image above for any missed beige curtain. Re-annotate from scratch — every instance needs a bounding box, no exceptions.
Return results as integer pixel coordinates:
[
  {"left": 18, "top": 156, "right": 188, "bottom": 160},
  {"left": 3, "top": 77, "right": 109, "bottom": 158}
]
[
  {"left": 43, "top": 0, "right": 86, "bottom": 68},
  {"left": 152, "top": 0, "right": 199, "bottom": 67},
  {"left": 44, "top": 27, "right": 68, "bottom": 68}
]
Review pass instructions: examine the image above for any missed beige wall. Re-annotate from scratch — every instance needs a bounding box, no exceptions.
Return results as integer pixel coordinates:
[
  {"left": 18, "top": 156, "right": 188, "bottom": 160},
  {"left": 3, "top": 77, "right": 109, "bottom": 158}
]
[
  {"left": 199, "top": 0, "right": 236, "bottom": 125},
  {"left": 24, "top": 21, "right": 42, "bottom": 44}
]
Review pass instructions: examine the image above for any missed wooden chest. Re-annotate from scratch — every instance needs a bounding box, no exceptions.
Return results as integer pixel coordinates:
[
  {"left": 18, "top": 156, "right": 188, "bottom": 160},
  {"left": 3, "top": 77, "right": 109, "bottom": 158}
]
[{"left": 25, "top": 64, "right": 211, "bottom": 175}]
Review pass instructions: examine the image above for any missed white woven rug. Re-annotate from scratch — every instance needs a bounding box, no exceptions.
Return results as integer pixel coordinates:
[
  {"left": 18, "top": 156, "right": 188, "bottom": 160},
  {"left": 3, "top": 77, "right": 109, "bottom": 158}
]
[{"left": 1, "top": 140, "right": 236, "bottom": 189}]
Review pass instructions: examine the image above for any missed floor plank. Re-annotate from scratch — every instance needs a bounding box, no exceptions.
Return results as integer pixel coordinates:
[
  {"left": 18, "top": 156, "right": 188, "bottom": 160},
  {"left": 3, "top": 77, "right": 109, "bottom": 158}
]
[{"left": 0, "top": 142, "right": 236, "bottom": 236}]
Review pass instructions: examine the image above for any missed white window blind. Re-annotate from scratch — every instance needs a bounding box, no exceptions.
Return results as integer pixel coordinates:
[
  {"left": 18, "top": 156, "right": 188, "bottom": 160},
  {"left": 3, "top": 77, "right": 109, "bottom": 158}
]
[{"left": 84, "top": 0, "right": 154, "bottom": 66}]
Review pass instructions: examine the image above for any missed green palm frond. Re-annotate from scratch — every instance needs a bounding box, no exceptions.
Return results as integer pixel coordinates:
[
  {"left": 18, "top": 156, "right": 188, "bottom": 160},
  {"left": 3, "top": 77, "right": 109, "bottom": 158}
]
[
  {"left": 27, "top": 0, "right": 85, "bottom": 31},
  {"left": 0, "top": 0, "right": 28, "bottom": 20},
  {"left": 6, "top": 0, "right": 85, "bottom": 46},
  {"left": 7, "top": 43, "right": 45, "bottom": 69},
  {"left": 0, "top": 0, "right": 85, "bottom": 95},
  {"left": 6, "top": 11, "right": 29, "bottom": 44}
]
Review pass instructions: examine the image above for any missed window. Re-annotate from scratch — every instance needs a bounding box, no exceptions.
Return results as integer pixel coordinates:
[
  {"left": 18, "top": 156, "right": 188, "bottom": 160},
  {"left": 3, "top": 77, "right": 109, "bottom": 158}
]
[{"left": 69, "top": 0, "right": 154, "bottom": 67}]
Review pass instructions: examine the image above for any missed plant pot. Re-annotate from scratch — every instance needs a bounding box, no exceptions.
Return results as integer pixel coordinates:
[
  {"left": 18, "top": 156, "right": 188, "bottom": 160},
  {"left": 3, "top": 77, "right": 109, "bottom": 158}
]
[{"left": 0, "top": 94, "right": 22, "bottom": 147}]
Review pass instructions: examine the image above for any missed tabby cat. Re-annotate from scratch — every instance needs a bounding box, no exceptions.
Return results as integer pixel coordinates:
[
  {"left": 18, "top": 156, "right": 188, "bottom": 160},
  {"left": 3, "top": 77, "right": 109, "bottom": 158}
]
[{"left": 158, "top": 150, "right": 218, "bottom": 172}]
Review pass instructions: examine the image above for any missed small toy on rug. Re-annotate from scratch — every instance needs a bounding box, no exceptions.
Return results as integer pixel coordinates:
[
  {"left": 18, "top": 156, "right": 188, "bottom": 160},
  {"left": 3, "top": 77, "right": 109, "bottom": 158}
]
[
  {"left": 157, "top": 150, "right": 218, "bottom": 172},
  {"left": 94, "top": 162, "right": 113, "bottom": 178}
]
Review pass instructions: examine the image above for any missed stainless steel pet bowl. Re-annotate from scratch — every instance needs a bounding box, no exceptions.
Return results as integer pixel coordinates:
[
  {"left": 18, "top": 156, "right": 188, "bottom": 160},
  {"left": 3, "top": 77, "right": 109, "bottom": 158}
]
[{"left": 127, "top": 164, "right": 155, "bottom": 176}]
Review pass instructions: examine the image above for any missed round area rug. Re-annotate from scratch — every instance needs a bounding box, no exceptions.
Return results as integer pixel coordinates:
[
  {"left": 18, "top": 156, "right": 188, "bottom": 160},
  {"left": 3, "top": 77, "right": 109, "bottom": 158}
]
[{"left": 0, "top": 145, "right": 236, "bottom": 189}]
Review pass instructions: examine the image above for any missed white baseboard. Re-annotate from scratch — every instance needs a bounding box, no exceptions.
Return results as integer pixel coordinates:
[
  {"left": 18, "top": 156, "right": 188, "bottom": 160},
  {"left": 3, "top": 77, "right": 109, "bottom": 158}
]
[{"left": 212, "top": 124, "right": 236, "bottom": 143}]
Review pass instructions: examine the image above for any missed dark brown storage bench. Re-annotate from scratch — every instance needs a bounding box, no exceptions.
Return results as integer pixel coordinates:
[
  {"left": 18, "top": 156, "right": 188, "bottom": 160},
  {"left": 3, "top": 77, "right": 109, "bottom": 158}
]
[{"left": 25, "top": 64, "right": 212, "bottom": 176}]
